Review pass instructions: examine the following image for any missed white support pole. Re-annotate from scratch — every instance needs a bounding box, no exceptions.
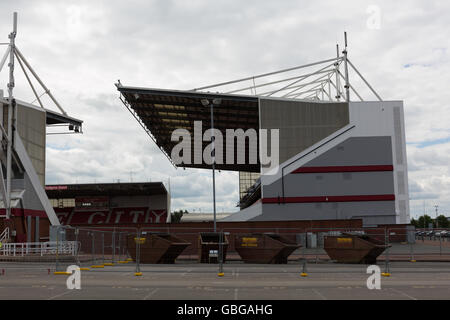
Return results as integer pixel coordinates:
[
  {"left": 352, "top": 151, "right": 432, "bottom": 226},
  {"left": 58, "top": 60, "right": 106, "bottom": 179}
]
[
  {"left": 322, "top": 86, "right": 331, "bottom": 100},
  {"left": 14, "top": 47, "right": 68, "bottom": 115},
  {"left": 268, "top": 61, "right": 337, "bottom": 97},
  {"left": 0, "top": 46, "right": 10, "bottom": 74},
  {"left": 281, "top": 70, "right": 334, "bottom": 98},
  {"left": 193, "top": 57, "right": 341, "bottom": 91},
  {"left": 14, "top": 51, "right": 44, "bottom": 109},
  {"left": 0, "top": 165, "right": 8, "bottom": 214},
  {"left": 343, "top": 32, "right": 351, "bottom": 102},
  {"left": 347, "top": 59, "right": 383, "bottom": 101},
  {"left": 328, "top": 75, "right": 332, "bottom": 101},
  {"left": 225, "top": 69, "right": 333, "bottom": 95},
  {"left": 337, "top": 69, "right": 363, "bottom": 101},
  {"left": 6, "top": 12, "right": 18, "bottom": 220},
  {"left": 335, "top": 44, "right": 341, "bottom": 101},
  {"left": 14, "top": 131, "right": 60, "bottom": 225}
]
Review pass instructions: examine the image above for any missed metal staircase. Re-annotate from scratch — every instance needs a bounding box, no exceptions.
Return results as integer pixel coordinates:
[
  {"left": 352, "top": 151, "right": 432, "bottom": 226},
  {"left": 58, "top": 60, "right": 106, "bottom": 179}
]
[{"left": 0, "top": 227, "right": 10, "bottom": 243}]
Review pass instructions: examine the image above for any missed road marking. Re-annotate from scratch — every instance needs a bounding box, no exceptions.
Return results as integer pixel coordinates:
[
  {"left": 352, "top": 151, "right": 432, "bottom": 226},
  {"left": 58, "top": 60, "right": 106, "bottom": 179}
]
[
  {"left": 312, "top": 288, "right": 327, "bottom": 300},
  {"left": 389, "top": 288, "right": 418, "bottom": 300},
  {"left": 143, "top": 288, "right": 159, "bottom": 300},
  {"left": 47, "top": 290, "right": 73, "bottom": 300},
  {"left": 234, "top": 288, "right": 238, "bottom": 300},
  {"left": 181, "top": 268, "right": 192, "bottom": 276}
]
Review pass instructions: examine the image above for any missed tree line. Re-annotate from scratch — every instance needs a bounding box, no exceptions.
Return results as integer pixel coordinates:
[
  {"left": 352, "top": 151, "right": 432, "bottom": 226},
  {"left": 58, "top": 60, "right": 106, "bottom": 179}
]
[{"left": 410, "top": 214, "right": 449, "bottom": 228}]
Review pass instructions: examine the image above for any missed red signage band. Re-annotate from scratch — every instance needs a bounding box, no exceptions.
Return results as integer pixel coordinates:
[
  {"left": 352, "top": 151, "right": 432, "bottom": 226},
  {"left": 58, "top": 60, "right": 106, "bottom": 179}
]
[
  {"left": 262, "top": 194, "right": 395, "bottom": 204},
  {"left": 292, "top": 165, "right": 394, "bottom": 174}
]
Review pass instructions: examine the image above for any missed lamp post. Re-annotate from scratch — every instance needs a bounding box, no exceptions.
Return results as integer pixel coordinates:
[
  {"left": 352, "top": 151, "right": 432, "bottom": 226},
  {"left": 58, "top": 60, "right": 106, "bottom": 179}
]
[
  {"left": 201, "top": 98, "right": 222, "bottom": 232},
  {"left": 435, "top": 205, "right": 439, "bottom": 229}
]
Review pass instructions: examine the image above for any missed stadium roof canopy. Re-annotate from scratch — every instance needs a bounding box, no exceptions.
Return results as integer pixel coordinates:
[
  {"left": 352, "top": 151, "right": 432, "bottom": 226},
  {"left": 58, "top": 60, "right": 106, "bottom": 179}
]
[
  {"left": 116, "top": 52, "right": 383, "bottom": 173},
  {"left": 117, "top": 85, "right": 260, "bottom": 172},
  {"left": 45, "top": 182, "right": 167, "bottom": 198},
  {"left": 45, "top": 108, "right": 83, "bottom": 129}
]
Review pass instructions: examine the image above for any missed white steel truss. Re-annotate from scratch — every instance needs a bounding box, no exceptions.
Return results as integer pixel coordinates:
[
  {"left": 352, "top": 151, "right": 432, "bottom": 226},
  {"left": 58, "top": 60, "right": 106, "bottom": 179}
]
[
  {"left": 193, "top": 33, "right": 382, "bottom": 103},
  {"left": 0, "top": 12, "right": 60, "bottom": 225}
]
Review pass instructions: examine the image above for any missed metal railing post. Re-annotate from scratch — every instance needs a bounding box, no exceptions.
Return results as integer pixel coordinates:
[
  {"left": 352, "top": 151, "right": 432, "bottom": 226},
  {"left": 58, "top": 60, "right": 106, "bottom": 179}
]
[
  {"left": 117, "top": 232, "right": 122, "bottom": 262},
  {"left": 55, "top": 226, "right": 59, "bottom": 272},
  {"left": 91, "top": 232, "right": 95, "bottom": 266},
  {"left": 218, "top": 230, "right": 224, "bottom": 276},
  {"left": 102, "top": 232, "right": 105, "bottom": 265},
  {"left": 135, "top": 229, "right": 141, "bottom": 275},
  {"left": 301, "top": 229, "right": 308, "bottom": 277},
  {"left": 383, "top": 228, "right": 390, "bottom": 276},
  {"left": 112, "top": 228, "right": 116, "bottom": 264},
  {"left": 410, "top": 241, "right": 415, "bottom": 262},
  {"left": 75, "top": 227, "right": 80, "bottom": 267}
]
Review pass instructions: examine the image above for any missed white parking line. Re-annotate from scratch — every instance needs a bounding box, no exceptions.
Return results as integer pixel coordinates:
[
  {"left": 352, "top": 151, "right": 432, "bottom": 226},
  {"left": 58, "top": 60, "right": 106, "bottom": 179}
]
[
  {"left": 389, "top": 288, "right": 418, "bottom": 300},
  {"left": 143, "top": 288, "right": 159, "bottom": 300},
  {"left": 47, "top": 290, "right": 73, "bottom": 300},
  {"left": 181, "top": 269, "right": 192, "bottom": 276},
  {"left": 312, "top": 288, "right": 327, "bottom": 300}
]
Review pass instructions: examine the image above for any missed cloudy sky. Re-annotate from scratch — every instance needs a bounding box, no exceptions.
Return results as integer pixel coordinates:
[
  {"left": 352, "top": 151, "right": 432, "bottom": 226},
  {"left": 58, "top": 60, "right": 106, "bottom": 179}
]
[{"left": 0, "top": 0, "right": 449, "bottom": 218}]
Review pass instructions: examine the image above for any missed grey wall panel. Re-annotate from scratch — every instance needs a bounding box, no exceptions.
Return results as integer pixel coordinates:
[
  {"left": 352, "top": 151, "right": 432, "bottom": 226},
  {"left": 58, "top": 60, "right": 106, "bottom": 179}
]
[
  {"left": 256, "top": 201, "right": 397, "bottom": 225},
  {"left": 393, "top": 107, "right": 404, "bottom": 165},
  {"left": 397, "top": 171, "right": 406, "bottom": 195},
  {"left": 304, "top": 136, "right": 393, "bottom": 167},
  {"left": 263, "top": 171, "right": 395, "bottom": 198},
  {"left": 16, "top": 104, "right": 46, "bottom": 186},
  {"left": 259, "top": 99, "right": 349, "bottom": 165},
  {"left": 263, "top": 136, "right": 395, "bottom": 198}
]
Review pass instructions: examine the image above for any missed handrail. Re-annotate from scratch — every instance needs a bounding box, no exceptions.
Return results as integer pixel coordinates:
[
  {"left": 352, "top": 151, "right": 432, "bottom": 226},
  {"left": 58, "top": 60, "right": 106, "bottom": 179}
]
[{"left": 1, "top": 241, "right": 77, "bottom": 257}]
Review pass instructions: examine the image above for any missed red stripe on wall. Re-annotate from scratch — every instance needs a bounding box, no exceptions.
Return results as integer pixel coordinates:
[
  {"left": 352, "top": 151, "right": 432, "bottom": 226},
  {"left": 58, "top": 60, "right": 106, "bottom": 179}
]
[
  {"left": 0, "top": 208, "right": 47, "bottom": 217},
  {"left": 262, "top": 194, "right": 395, "bottom": 204},
  {"left": 292, "top": 165, "right": 394, "bottom": 174}
]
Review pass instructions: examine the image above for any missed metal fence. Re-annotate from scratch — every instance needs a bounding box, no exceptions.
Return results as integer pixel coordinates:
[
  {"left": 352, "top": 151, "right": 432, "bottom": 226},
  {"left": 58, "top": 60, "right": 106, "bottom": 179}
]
[
  {"left": 53, "top": 226, "right": 138, "bottom": 272},
  {"left": 2, "top": 225, "right": 450, "bottom": 276}
]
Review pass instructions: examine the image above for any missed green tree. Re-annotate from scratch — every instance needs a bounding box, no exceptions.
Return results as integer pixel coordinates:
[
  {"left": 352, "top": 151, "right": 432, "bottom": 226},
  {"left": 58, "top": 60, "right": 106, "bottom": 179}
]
[
  {"left": 418, "top": 214, "right": 433, "bottom": 228},
  {"left": 410, "top": 218, "right": 419, "bottom": 228},
  {"left": 171, "top": 210, "right": 188, "bottom": 223},
  {"left": 436, "top": 215, "right": 449, "bottom": 228}
]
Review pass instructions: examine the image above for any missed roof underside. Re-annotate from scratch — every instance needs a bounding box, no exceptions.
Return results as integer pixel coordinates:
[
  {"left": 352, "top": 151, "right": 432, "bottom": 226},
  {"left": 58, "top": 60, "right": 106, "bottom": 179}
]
[
  {"left": 45, "top": 108, "right": 83, "bottom": 128},
  {"left": 118, "top": 86, "right": 260, "bottom": 172}
]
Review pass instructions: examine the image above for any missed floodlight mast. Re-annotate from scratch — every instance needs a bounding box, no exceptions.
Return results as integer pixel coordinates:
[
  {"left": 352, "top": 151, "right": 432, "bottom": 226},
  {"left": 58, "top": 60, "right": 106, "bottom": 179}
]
[
  {"left": 335, "top": 44, "right": 341, "bottom": 101},
  {"left": 5, "top": 12, "right": 18, "bottom": 219},
  {"left": 343, "top": 31, "right": 350, "bottom": 102}
]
